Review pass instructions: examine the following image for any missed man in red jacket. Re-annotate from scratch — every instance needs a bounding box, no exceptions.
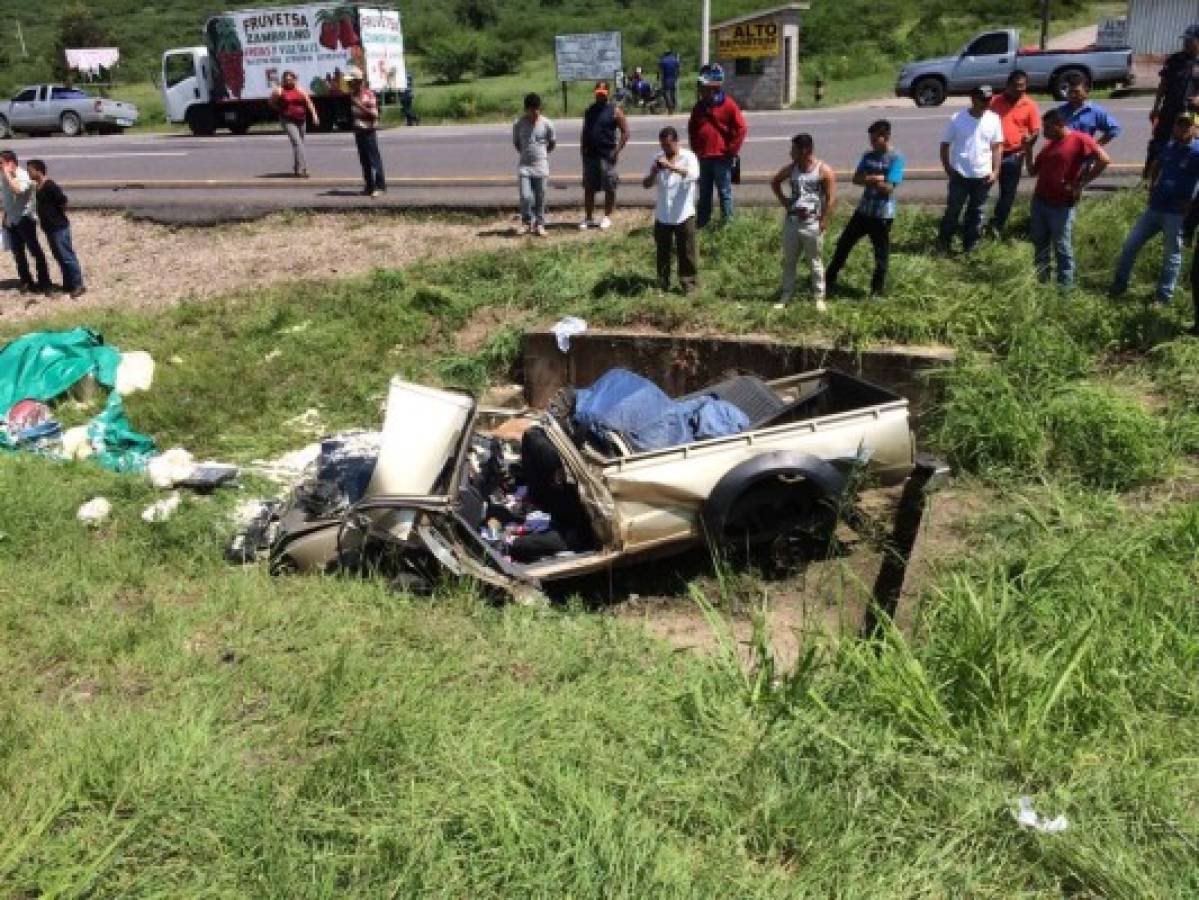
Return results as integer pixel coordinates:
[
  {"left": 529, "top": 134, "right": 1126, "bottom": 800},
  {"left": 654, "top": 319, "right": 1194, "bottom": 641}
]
[{"left": 687, "top": 65, "right": 747, "bottom": 228}]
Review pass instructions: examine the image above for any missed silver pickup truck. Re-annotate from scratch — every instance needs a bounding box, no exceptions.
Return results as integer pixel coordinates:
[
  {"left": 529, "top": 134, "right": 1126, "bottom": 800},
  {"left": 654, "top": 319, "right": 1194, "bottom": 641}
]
[
  {"left": 0, "top": 84, "right": 139, "bottom": 138},
  {"left": 252, "top": 369, "right": 941, "bottom": 603},
  {"left": 896, "top": 29, "right": 1133, "bottom": 107}
]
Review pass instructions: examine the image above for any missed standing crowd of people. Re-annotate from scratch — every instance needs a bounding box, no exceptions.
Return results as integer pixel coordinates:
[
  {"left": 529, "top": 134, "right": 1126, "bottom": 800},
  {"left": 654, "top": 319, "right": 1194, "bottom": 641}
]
[{"left": 8, "top": 27, "right": 1199, "bottom": 336}]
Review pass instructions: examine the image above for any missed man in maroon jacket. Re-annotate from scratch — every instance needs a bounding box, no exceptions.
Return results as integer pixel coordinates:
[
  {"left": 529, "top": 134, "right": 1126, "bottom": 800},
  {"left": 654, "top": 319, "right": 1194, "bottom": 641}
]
[{"left": 687, "top": 65, "right": 748, "bottom": 228}]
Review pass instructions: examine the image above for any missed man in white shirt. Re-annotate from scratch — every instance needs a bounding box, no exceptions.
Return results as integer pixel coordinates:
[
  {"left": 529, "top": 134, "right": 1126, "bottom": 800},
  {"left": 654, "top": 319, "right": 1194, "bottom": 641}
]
[
  {"left": 0, "top": 150, "right": 52, "bottom": 293},
  {"left": 642, "top": 125, "right": 699, "bottom": 292},
  {"left": 937, "top": 86, "right": 1004, "bottom": 253}
]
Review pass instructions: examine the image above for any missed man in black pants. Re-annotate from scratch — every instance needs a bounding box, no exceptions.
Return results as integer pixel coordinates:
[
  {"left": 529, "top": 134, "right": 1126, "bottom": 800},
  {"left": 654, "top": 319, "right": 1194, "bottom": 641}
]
[
  {"left": 0, "top": 150, "right": 52, "bottom": 293},
  {"left": 826, "top": 120, "right": 905, "bottom": 297}
]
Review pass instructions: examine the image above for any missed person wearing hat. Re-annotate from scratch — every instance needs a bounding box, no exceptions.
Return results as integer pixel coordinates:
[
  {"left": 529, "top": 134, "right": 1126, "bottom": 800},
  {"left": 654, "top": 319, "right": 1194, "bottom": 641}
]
[
  {"left": 348, "top": 67, "right": 386, "bottom": 196},
  {"left": 936, "top": 86, "right": 1003, "bottom": 254},
  {"left": 579, "top": 81, "right": 629, "bottom": 230},
  {"left": 1112, "top": 112, "right": 1199, "bottom": 304},
  {"left": 1146, "top": 25, "right": 1199, "bottom": 177},
  {"left": 687, "top": 64, "right": 747, "bottom": 228}
]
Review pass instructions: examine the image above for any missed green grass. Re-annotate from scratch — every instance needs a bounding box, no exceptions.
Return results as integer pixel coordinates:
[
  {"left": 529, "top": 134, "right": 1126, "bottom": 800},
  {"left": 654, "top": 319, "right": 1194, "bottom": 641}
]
[{"left": 1, "top": 193, "right": 1198, "bottom": 894}]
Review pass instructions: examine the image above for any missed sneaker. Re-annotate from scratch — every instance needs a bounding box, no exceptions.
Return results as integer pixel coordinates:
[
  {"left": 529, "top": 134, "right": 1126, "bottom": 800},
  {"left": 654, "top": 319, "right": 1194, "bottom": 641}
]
[
  {"left": 534, "top": 223, "right": 547, "bottom": 237},
  {"left": 598, "top": 216, "right": 612, "bottom": 230},
  {"left": 579, "top": 219, "right": 596, "bottom": 230},
  {"left": 370, "top": 189, "right": 384, "bottom": 197},
  {"left": 70, "top": 287, "right": 87, "bottom": 299},
  {"left": 815, "top": 296, "right": 828, "bottom": 313},
  {"left": 521, "top": 221, "right": 534, "bottom": 234}
]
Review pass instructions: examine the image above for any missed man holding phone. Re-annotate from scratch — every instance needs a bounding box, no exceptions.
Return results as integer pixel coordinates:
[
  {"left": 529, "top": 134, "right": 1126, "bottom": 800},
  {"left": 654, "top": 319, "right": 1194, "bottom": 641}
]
[{"left": 642, "top": 126, "right": 700, "bottom": 292}]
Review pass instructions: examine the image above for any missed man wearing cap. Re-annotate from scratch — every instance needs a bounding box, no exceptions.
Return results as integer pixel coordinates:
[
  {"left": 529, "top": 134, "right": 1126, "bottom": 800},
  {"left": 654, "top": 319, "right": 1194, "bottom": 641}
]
[
  {"left": 988, "top": 69, "right": 1041, "bottom": 236},
  {"left": 1146, "top": 26, "right": 1199, "bottom": 176},
  {"left": 937, "top": 86, "right": 1004, "bottom": 253},
  {"left": 1057, "top": 76, "right": 1120, "bottom": 146},
  {"left": 688, "top": 65, "right": 747, "bottom": 228},
  {"left": 579, "top": 82, "right": 630, "bottom": 230},
  {"left": 348, "top": 68, "right": 386, "bottom": 196},
  {"left": 1113, "top": 112, "right": 1199, "bottom": 304},
  {"left": 1025, "top": 108, "right": 1108, "bottom": 289}
]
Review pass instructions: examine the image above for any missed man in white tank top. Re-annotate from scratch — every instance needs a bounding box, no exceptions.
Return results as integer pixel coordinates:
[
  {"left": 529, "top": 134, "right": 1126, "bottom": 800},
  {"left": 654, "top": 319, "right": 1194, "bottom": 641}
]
[{"left": 770, "top": 133, "right": 837, "bottom": 311}]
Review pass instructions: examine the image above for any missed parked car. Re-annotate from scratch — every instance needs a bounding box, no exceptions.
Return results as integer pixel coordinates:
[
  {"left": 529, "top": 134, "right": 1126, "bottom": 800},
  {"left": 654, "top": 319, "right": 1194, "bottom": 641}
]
[
  {"left": 895, "top": 29, "right": 1134, "bottom": 107},
  {"left": 0, "top": 84, "right": 139, "bottom": 137},
  {"left": 247, "top": 368, "right": 943, "bottom": 603}
]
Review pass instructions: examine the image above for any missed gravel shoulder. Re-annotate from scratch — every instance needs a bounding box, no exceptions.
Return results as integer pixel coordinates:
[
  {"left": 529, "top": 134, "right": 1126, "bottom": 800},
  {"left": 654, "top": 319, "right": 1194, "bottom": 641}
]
[{"left": 0, "top": 208, "right": 627, "bottom": 325}]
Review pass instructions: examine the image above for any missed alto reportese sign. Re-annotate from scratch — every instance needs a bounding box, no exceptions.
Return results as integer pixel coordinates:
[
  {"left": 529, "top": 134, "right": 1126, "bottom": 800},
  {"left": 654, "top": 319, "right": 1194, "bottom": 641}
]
[
  {"left": 554, "top": 31, "right": 623, "bottom": 82},
  {"left": 717, "top": 20, "right": 779, "bottom": 58}
]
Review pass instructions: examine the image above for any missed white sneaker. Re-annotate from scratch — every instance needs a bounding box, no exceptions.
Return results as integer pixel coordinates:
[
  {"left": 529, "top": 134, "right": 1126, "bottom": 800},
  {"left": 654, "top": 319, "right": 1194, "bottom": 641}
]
[
  {"left": 579, "top": 218, "right": 596, "bottom": 230},
  {"left": 599, "top": 216, "right": 612, "bottom": 230},
  {"left": 534, "top": 223, "right": 547, "bottom": 237},
  {"left": 815, "top": 296, "right": 828, "bottom": 312}
]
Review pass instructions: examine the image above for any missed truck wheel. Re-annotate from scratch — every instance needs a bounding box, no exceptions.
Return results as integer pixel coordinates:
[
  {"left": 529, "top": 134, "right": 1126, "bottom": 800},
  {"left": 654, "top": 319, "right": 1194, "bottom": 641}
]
[
  {"left": 229, "top": 121, "right": 251, "bottom": 135},
  {"left": 0, "top": 116, "right": 9, "bottom": 139},
  {"left": 60, "top": 112, "right": 83, "bottom": 137},
  {"left": 720, "top": 478, "right": 836, "bottom": 557},
  {"left": 1052, "top": 67, "right": 1089, "bottom": 102},
  {"left": 912, "top": 77, "right": 946, "bottom": 107},
  {"left": 186, "top": 108, "right": 217, "bottom": 136}
]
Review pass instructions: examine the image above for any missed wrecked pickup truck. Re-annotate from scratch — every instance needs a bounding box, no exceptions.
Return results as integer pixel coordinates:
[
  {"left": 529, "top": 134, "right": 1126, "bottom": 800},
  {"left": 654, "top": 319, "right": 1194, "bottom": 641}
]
[{"left": 247, "top": 368, "right": 937, "bottom": 601}]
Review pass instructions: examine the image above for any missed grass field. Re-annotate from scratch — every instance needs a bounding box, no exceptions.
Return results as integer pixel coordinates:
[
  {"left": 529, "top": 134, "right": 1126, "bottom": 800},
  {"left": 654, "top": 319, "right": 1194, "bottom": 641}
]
[{"left": 1, "top": 193, "right": 1197, "bottom": 895}]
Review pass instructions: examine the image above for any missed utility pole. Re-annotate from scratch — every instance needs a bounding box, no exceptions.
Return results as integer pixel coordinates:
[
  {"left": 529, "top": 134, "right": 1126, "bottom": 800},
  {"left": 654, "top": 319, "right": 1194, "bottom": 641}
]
[
  {"left": 701, "top": 0, "right": 710, "bottom": 67},
  {"left": 15, "top": 19, "right": 27, "bottom": 57},
  {"left": 1039, "top": 0, "right": 1050, "bottom": 50}
]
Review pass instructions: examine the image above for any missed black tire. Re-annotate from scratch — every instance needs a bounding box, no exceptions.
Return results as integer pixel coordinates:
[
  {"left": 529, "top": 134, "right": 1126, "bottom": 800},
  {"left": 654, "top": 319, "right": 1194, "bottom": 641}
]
[
  {"left": 0, "top": 116, "right": 9, "bottom": 139},
  {"left": 720, "top": 478, "right": 836, "bottom": 553},
  {"left": 1052, "top": 67, "right": 1089, "bottom": 102},
  {"left": 912, "top": 77, "right": 947, "bottom": 108},
  {"left": 229, "top": 121, "right": 251, "bottom": 135},
  {"left": 186, "top": 107, "right": 216, "bottom": 136},
  {"left": 61, "top": 111, "right": 83, "bottom": 137}
]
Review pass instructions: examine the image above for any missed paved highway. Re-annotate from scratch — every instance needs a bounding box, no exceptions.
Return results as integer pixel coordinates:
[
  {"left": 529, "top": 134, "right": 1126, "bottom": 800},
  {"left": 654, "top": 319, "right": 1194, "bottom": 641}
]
[{"left": 3, "top": 96, "right": 1154, "bottom": 216}]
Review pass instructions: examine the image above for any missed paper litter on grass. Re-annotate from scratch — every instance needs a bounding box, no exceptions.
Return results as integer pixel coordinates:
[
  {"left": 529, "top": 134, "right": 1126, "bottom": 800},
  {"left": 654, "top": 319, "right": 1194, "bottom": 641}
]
[
  {"left": 77, "top": 497, "right": 112, "bottom": 526},
  {"left": 142, "top": 493, "right": 181, "bottom": 523},
  {"left": 1014, "top": 797, "right": 1069, "bottom": 834}
]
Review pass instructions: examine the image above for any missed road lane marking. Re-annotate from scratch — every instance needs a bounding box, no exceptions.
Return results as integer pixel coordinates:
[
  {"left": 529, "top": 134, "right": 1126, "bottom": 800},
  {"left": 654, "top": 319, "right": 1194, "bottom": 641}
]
[{"left": 30, "top": 151, "right": 189, "bottom": 160}]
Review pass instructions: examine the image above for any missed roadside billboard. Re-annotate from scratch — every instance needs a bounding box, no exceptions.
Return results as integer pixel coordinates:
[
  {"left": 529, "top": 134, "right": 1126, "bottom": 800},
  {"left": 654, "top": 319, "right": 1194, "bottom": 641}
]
[
  {"left": 716, "top": 20, "right": 780, "bottom": 59},
  {"left": 554, "top": 31, "right": 623, "bottom": 82},
  {"left": 359, "top": 7, "right": 405, "bottom": 91}
]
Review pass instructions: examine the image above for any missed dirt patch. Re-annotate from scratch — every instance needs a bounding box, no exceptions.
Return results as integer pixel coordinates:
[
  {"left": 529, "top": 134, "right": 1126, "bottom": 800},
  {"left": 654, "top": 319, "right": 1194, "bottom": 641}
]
[
  {"left": 0, "top": 208, "right": 630, "bottom": 324},
  {"left": 609, "top": 482, "right": 992, "bottom": 668}
]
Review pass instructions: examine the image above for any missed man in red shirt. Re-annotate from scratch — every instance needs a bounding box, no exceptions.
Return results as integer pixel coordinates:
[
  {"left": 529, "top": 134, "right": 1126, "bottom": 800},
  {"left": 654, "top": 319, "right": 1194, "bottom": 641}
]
[
  {"left": 989, "top": 69, "right": 1041, "bottom": 235},
  {"left": 687, "top": 65, "right": 747, "bottom": 228},
  {"left": 1026, "top": 108, "right": 1110, "bottom": 288}
]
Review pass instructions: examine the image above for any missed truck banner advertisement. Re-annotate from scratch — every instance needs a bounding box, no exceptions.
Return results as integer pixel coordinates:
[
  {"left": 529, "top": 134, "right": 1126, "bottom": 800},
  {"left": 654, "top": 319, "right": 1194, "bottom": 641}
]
[
  {"left": 358, "top": 7, "right": 405, "bottom": 92},
  {"left": 206, "top": 5, "right": 365, "bottom": 101}
]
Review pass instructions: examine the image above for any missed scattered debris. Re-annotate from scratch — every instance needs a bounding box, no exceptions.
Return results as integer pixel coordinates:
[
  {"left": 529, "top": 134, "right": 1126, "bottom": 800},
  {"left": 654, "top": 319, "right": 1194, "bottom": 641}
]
[
  {"left": 114, "top": 351, "right": 156, "bottom": 395},
  {"left": 141, "top": 493, "right": 181, "bottom": 524},
  {"left": 281, "top": 320, "right": 312, "bottom": 335},
  {"left": 148, "top": 447, "right": 196, "bottom": 489},
  {"left": 77, "top": 497, "right": 112, "bottom": 527},
  {"left": 480, "top": 383, "right": 526, "bottom": 409},
  {"left": 551, "top": 316, "right": 587, "bottom": 353},
  {"left": 1015, "top": 797, "right": 1069, "bottom": 834},
  {"left": 61, "top": 426, "right": 95, "bottom": 461},
  {"left": 284, "top": 407, "right": 326, "bottom": 436},
  {"left": 264, "top": 349, "right": 283, "bottom": 362}
]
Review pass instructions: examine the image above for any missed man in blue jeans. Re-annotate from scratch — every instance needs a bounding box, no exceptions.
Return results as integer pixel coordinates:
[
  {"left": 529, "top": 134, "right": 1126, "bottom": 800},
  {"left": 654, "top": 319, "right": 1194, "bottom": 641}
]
[
  {"left": 27, "top": 159, "right": 85, "bottom": 297},
  {"left": 687, "top": 65, "right": 747, "bottom": 228},
  {"left": 1025, "top": 110, "right": 1108, "bottom": 288},
  {"left": 1113, "top": 112, "right": 1199, "bottom": 304},
  {"left": 0, "top": 150, "right": 52, "bottom": 294},
  {"left": 937, "top": 87, "right": 1004, "bottom": 253}
]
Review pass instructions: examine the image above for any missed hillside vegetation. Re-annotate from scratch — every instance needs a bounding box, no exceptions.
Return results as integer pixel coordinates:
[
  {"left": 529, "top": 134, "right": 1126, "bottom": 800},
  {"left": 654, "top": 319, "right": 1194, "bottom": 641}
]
[{"left": 2, "top": 0, "right": 1095, "bottom": 99}]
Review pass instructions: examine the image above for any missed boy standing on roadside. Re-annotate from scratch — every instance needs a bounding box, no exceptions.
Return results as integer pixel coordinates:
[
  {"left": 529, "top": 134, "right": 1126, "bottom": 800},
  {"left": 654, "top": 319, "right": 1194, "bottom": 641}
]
[
  {"left": 513, "top": 93, "right": 557, "bottom": 237},
  {"left": 826, "top": 120, "right": 904, "bottom": 297},
  {"left": 770, "top": 133, "right": 836, "bottom": 311},
  {"left": 642, "top": 126, "right": 699, "bottom": 292},
  {"left": 0, "top": 149, "right": 52, "bottom": 294},
  {"left": 27, "top": 160, "right": 85, "bottom": 298}
]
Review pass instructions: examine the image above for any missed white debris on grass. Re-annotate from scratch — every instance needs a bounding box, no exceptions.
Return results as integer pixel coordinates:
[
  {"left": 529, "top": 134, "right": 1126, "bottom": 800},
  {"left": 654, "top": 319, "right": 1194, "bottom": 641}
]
[
  {"left": 551, "top": 316, "right": 587, "bottom": 353},
  {"left": 142, "top": 492, "right": 182, "bottom": 524},
  {"left": 115, "top": 351, "right": 156, "bottom": 395},
  {"left": 1014, "top": 797, "right": 1069, "bottom": 834},
  {"left": 285, "top": 407, "right": 326, "bottom": 436},
  {"left": 231, "top": 500, "right": 273, "bottom": 527},
  {"left": 147, "top": 447, "right": 196, "bottom": 489},
  {"left": 77, "top": 497, "right": 112, "bottom": 527},
  {"left": 246, "top": 430, "right": 381, "bottom": 487},
  {"left": 281, "top": 320, "right": 312, "bottom": 335},
  {"left": 264, "top": 349, "right": 283, "bottom": 362},
  {"left": 62, "top": 425, "right": 96, "bottom": 461}
]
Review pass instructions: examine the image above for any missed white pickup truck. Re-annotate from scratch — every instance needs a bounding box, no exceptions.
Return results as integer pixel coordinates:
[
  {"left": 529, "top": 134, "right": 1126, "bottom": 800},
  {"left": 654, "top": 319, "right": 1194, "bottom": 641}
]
[
  {"left": 0, "top": 84, "right": 139, "bottom": 138},
  {"left": 251, "top": 369, "right": 942, "bottom": 602}
]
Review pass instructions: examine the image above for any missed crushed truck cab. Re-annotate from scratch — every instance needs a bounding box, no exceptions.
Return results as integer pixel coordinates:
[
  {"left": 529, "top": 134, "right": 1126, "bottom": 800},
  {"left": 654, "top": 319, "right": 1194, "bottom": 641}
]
[{"left": 258, "top": 369, "right": 929, "bottom": 601}]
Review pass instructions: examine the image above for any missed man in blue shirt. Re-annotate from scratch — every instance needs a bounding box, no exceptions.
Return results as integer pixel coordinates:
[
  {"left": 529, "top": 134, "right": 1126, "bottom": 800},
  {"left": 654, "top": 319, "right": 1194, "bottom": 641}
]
[
  {"left": 1058, "top": 76, "right": 1120, "bottom": 146},
  {"left": 826, "top": 120, "right": 904, "bottom": 297},
  {"left": 1112, "top": 112, "right": 1199, "bottom": 303},
  {"left": 658, "top": 49, "right": 681, "bottom": 114}
]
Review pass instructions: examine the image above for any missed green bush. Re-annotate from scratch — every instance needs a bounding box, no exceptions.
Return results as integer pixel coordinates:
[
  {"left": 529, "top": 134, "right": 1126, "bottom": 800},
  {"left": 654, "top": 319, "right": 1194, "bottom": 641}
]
[
  {"left": 478, "top": 38, "right": 523, "bottom": 78},
  {"left": 425, "top": 35, "right": 480, "bottom": 84},
  {"left": 1045, "top": 385, "right": 1172, "bottom": 489},
  {"left": 933, "top": 362, "right": 1048, "bottom": 476}
]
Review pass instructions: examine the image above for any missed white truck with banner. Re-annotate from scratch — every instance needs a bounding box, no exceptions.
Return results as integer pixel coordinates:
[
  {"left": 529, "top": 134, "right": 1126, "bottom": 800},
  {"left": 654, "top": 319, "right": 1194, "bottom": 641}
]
[{"left": 161, "top": 4, "right": 405, "bottom": 135}]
